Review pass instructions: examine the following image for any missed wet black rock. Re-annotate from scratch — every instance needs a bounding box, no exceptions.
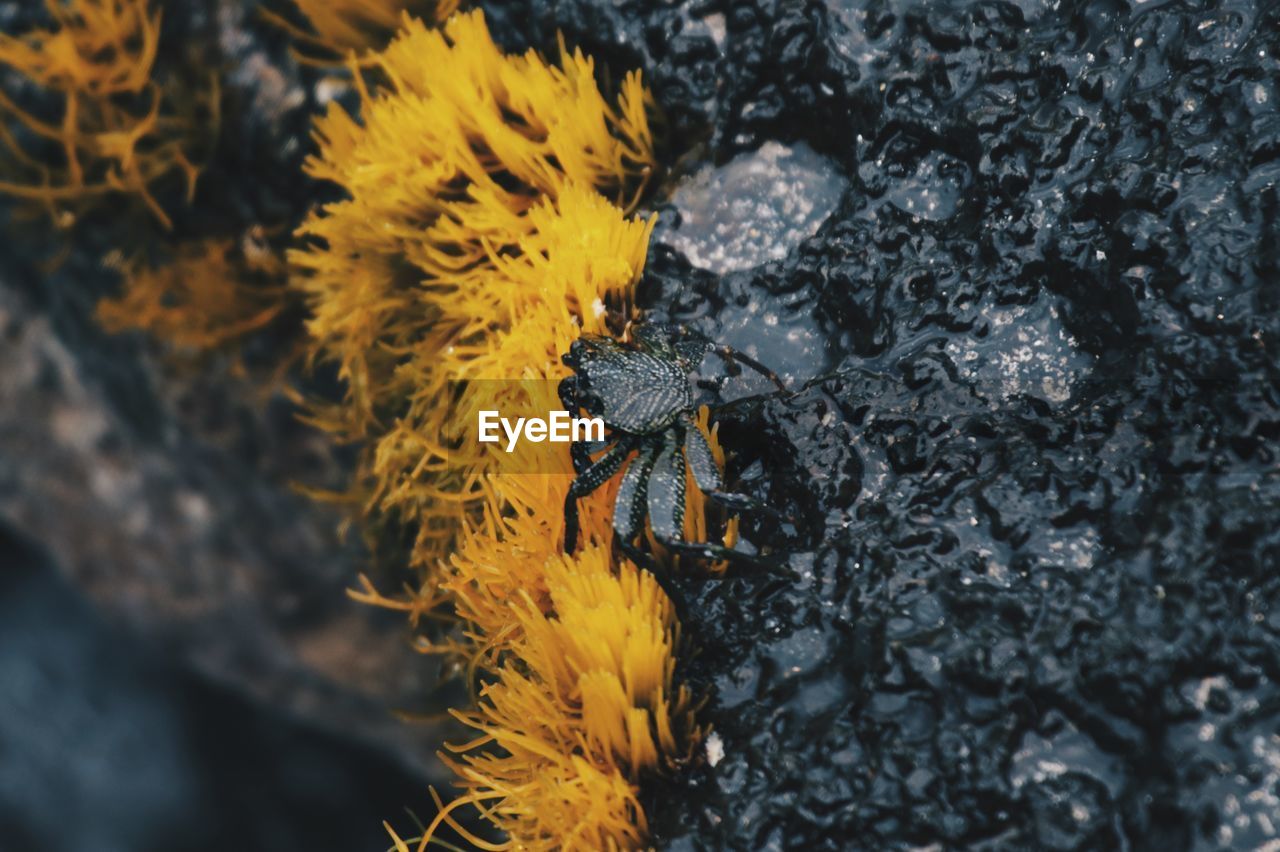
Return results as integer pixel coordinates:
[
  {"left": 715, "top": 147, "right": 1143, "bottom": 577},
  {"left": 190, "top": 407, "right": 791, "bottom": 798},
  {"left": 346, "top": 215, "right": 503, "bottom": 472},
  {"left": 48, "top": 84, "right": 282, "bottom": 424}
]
[{"left": 614, "top": 0, "right": 1280, "bottom": 848}]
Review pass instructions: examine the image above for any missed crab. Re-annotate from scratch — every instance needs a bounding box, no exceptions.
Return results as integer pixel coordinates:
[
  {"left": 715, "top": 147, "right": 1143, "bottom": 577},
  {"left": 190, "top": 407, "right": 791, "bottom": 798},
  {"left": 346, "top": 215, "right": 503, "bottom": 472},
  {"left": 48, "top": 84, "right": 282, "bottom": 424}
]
[{"left": 559, "top": 322, "right": 787, "bottom": 574}]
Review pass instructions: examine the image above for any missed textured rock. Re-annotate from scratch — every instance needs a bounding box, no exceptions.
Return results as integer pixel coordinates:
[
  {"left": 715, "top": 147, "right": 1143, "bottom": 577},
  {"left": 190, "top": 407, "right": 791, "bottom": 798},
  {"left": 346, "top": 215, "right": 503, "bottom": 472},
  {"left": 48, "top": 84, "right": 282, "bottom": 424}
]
[
  {"left": 502, "top": 0, "right": 1280, "bottom": 848},
  {"left": 659, "top": 141, "right": 847, "bottom": 274}
]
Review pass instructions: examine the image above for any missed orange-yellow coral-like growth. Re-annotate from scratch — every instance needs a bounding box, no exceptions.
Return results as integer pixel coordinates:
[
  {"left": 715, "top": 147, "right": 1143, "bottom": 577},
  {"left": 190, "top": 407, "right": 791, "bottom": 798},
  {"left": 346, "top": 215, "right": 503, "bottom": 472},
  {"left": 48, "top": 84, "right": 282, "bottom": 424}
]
[
  {"left": 420, "top": 452, "right": 700, "bottom": 848},
  {"left": 0, "top": 0, "right": 203, "bottom": 228},
  {"left": 292, "top": 10, "right": 706, "bottom": 849},
  {"left": 415, "top": 407, "right": 723, "bottom": 850},
  {"left": 426, "top": 543, "right": 699, "bottom": 851},
  {"left": 292, "top": 8, "right": 655, "bottom": 567},
  {"left": 263, "top": 0, "right": 461, "bottom": 56},
  {"left": 96, "top": 235, "right": 287, "bottom": 350}
]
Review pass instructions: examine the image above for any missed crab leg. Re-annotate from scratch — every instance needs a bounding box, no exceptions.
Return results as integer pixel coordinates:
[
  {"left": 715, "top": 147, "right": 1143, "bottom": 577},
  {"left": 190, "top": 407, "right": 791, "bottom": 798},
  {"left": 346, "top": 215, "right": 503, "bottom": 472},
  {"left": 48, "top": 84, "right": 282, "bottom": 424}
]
[
  {"left": 613, "top": 436, "right": 660, "bottom": 545},
  {"left": 563, "top": 435, "right": 635, "bottom": 553},
  {"left": 613, "top": 436, "right": 692, "bottom": 611},
  {"left": 650, "top": 428, "right": 783, "bottom": 577},
  {"left": 645, "top": 432, "right": 686, "bottom": 545},
  {"left": 558, "top": 375, "right": 597, "bottom": 474},
  {"left": 708, "top": 344, "right": 789, "bottom": 394},
  {"left": 682, "top": 417, "right": 782, "bottom": 517}
]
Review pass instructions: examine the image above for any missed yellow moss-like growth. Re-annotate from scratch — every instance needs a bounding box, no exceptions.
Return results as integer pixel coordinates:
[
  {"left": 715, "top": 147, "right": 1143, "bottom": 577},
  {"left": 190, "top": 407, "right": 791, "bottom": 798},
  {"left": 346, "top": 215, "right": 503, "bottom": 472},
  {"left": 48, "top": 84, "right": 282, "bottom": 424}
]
[
  {"left": 0, "top": 0, "right": 203, "bottom": 228},
  {"left": 419, "top": 476, "right": 699, "bottom": 850},
  {"left": 445, "top": 471, "right": 614, "bottom": 649},
  {"left": 293, "top": 11, "right": 709, "bottom": 849},
  {"left": 97, "top": 235, "right": 287, "bottom": 350},
  {"left": 424, "top": 543, "right": 699, "bottom": 851},
  {"left": 263, "top": 0, "right": 461, "bottom": 57},
  {"left": 401, "top": 399, "right": 726, "bottom": 850},
  {"left": 292, "top": 8, "right": 655, "bottom": 567},
  {"left": 371, "top": 187, "right": 653, "bottom": 566}
]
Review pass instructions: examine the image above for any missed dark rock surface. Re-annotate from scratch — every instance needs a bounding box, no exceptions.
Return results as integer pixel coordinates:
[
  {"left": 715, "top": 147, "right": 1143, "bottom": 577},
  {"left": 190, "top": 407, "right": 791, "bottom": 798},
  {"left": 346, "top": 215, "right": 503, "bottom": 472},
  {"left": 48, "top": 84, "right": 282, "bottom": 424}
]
[
  {"left": 485, "top": 0, "right": 1280, "bottom": 849},
  {"left": 0, "top": 281, "right": 455, "bottom": 773}
]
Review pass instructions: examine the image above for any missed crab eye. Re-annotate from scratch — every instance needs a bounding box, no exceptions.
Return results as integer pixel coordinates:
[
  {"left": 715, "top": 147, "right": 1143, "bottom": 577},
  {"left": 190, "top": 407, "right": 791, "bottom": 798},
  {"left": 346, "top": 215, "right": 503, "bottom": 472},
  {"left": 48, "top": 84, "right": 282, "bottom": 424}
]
[{"left": 563, "top": 339, "right": 585, "bottom": 366}]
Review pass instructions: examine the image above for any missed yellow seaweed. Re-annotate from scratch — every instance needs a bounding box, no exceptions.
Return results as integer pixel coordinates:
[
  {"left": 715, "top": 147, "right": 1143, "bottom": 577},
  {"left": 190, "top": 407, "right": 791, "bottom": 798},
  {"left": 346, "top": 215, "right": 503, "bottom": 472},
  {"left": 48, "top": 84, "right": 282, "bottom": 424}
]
[
  {"left": 97, "top": 234, "right": 287, "bottom": 350},
  {"left": 0, "top": 0, "right": 204, "bottom": 228},
  {"left": 290, "top": 11, "right": 711, "bottom": 849},
  {"left": 261, "top": 0, "right": 461, "bottom": 59},
  {"left": 292, "top": 9, "right": 654, "bottom": 567},
  {"left": 426, "top": 543, "right": 699, "bottom": 851}
]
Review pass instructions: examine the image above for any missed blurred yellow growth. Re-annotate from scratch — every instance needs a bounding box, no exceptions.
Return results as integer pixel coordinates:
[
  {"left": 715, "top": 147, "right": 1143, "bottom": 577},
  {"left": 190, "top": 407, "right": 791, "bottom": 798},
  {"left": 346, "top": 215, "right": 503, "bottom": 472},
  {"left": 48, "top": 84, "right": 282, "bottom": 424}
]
[
  {"left": 266, "top": 0, "right": 461, "bottom": 55},
  {"left": 97, "top": 235, "right": 287, "bottom": 351},
  {"left": 292, "top": 8, "right": 655, "bottom": 567},
  {"left": 0, "top": 0, "right": 202, "bottom": 228}
]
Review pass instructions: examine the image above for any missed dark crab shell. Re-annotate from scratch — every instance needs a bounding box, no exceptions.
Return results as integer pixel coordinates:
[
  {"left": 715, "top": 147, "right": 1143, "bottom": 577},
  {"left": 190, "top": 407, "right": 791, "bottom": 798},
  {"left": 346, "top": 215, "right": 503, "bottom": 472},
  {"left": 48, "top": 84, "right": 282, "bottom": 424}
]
[{"left": 563, "top": 335, "right": 693, "bottom": 434}]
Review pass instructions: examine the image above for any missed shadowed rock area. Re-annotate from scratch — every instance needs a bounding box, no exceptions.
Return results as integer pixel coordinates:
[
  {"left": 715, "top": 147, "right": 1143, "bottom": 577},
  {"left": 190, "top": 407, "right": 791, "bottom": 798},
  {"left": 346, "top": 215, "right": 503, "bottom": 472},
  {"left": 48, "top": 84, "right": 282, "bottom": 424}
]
[
  {"left": 0, "top": 1, "right": 467, "bottom": 848},
  {"left": 0, "top": 524, "right": 444, "bottom": 852}
]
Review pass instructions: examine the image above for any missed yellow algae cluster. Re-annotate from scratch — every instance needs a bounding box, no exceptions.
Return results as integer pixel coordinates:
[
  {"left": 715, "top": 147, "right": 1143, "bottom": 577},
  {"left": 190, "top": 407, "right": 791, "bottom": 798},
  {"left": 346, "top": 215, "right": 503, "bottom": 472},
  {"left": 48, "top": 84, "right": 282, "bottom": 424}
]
[
  {"left": 292, "top": 9, "right": 654, "bottom": 568},
  {"left": 0, "top": 0, "right": 203, "bottom": 228},
  {"left": 292, "top": 9, "right": 709, "bottom": 849},
  {"left": 96, "top": 235, "right": 287, "bottom": 351},
  {"left": 421, "top": 539, "right": 701, "bottom": 850},
  {"left": 263, "top": 0, "right": 461, "bottom": 57}
]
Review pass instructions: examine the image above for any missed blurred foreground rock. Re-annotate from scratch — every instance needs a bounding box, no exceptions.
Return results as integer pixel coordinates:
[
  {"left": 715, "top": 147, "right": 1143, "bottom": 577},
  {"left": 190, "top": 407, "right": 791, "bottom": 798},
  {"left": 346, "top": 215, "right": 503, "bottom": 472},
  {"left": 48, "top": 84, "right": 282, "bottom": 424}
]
[
  {"left": 0, "top": 278, "right": 457, "bottom": 813},
  {"left": 0, "top": 523, "right": 445, "bottom": 852}
]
